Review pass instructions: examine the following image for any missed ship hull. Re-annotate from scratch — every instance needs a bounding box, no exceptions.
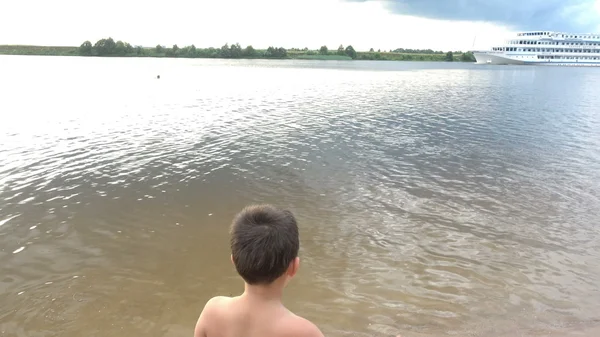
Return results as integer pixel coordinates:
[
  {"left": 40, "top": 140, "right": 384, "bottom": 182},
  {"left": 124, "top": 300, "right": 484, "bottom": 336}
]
[
  {"left": 474, "top": 52, "right": 600, "bottom": 67},
  {"left": 473, "top": 52, "right": 524, "bottom": 65}
]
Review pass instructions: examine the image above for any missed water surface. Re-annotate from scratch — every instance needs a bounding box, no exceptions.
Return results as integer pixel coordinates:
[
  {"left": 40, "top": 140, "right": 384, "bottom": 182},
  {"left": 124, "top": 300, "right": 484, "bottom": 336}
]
[{"left": 1, "top": 56, "right": 600, "bottom": 337}]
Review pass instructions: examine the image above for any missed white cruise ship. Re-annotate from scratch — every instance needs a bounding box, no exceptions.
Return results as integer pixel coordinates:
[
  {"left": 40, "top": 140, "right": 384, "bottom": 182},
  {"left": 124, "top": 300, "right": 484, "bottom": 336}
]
[{"left": 473, "top": 31, "right": 600, "bottom": 66}]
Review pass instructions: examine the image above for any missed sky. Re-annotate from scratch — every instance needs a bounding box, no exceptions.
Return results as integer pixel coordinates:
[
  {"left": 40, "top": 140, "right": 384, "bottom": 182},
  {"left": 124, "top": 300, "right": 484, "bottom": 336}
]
[{"left": 1, "top": 0, "right": 600, "bottom": 51}]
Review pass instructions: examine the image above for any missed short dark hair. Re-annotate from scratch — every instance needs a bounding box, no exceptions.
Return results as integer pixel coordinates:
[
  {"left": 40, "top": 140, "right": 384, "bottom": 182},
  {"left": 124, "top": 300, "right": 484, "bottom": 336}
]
[{"left": 230, "top": 205, "right": 299, "bottom": 285}]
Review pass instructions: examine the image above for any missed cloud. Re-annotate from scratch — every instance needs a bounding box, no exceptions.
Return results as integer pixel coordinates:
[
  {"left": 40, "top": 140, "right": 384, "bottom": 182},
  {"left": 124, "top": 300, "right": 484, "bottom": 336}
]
[{"left": 346, "top": 0, "right": 599, "bottom": 32}]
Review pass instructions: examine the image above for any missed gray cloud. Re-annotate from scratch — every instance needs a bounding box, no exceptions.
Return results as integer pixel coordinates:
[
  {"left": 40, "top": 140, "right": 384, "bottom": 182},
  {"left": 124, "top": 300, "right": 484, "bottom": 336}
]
[{"left": 347, "top": 0, "right": 598, "bottom": 32}]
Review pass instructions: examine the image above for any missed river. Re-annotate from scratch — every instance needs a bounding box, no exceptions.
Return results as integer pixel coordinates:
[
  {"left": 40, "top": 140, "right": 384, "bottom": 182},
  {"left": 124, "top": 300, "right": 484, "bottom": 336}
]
[{"left": 1, "top": 56, "right": 600, "bottom": 337}]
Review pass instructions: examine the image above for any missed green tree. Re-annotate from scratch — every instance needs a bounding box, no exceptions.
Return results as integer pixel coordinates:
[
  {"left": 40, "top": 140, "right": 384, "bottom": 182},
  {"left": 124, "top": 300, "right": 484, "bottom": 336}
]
[
  {"left": 230, "top": 43, "right": 242, "bottom": 58},
  {"left": 189, "top": 45, "right": 197, "bottom": 57},
  {"left": 337, "top": 44, "right": 345, "bottom": 56},
  {"left": 220, "top": 43, "right": 231, "bottom": 58},
  {"left": 206, "top": 47, "right": 219, "bottom": 58},
  {"left": 445, "top": 51, "right": 454, "bottom": 61},
  {"left": 115, "top": 41, "right": 127, "bottom": 56},
  {"left": 345, "top": 45, "right": 357, "bottom": 59},
  {"left": 264, "top": 46, "right": 287, "bottom": 58},
  {"left": 79, "top": 41, "right": 92, "bottom": 56},
  {"left": 461, "top": 51, "right": 475, "bottom": 62},
  {"left": 369, "top": 48, "right": 374, "bottom": 52},
  {"left": 155, "top": 45, "right": 163, "bottom": 54},
  {"left": 136, "top": 46, "right": 143, "bottom": 55},
  {"left": 93, "top": 37, "right": 116, "bottom": 56},
  {"left": 166, "top": 44, "right": 179, "bottom": 57},
  {"left": 125, "top": 43, "right": 133, "bottom": 55},
  {"left": 243, "top": 45, "right": 257, "bottom": 58},
  {"left": 278, "top": 47, "right": 288, "bottom": 58},
  {"left": 319, "top": 45, "right": 328, "bottom": 55}
]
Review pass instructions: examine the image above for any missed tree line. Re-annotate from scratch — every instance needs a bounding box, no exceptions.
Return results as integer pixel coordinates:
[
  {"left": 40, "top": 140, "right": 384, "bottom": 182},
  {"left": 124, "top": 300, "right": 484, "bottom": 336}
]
[
  {"left": 79, "top": 38, "right": 293, "bottom": 59},
  {"left": 79, "top": 38, "right": 360, "bottom": 59},
  {"left": 357, "top": 50, "right": 475, "bottom": 62},
  {"left": 78, "top": 37, "right": 474, "bottom": 62}
]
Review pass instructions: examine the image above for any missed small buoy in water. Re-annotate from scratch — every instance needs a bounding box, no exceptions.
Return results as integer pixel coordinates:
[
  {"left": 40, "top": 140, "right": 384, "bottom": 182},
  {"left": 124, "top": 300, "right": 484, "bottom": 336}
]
[{"left": 157, "top": 75, "right": 160, "bottom": 79}]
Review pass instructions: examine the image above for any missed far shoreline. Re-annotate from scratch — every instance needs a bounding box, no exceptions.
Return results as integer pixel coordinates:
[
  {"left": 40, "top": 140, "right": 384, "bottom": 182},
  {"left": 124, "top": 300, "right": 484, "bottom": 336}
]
[{"left": 0, "top": 39, "right": 476, "bottom": 63}]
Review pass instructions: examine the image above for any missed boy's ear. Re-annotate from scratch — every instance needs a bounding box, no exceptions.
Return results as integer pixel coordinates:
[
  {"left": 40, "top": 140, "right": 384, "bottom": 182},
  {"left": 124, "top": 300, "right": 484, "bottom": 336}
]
[
  {"left": 288, "top": 257, "right": 300, "bottom": 277},
  {"left": 230, "top": 254, "right": 234, "bottom": 264}
]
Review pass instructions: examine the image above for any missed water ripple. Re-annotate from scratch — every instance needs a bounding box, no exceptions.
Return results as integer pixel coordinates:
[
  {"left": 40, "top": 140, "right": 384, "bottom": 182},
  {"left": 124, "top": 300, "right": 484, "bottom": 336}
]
[{"left": 1, "top": 57, "right": 600, "bottom": 336}]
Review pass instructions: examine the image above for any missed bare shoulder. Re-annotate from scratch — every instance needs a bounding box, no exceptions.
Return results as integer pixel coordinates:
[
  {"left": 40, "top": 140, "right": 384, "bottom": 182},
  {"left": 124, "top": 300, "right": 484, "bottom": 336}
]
[
  {"left": 200, "top": 296, "right": 232, "bottom": 316},
  {"left": 205, "top": 295, "right": 231, "bottom": 308},
  {"left": 281, "top": 314, "right": 324, "bottom": 337},
  {"left": 194, "top": 296, "right": 233, "bottom": 337}
]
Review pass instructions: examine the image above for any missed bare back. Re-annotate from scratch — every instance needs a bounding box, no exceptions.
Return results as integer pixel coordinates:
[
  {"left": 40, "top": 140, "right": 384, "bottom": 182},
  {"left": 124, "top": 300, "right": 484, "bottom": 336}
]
[{"left": 194, "top": 296, "right": 323, "bottom": 337}]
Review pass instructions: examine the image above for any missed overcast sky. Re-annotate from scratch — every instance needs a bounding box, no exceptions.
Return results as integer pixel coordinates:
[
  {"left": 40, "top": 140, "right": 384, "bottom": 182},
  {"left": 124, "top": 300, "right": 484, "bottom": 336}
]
[{"left": 2, "top": 0, "right": 599, "bottom": 51}]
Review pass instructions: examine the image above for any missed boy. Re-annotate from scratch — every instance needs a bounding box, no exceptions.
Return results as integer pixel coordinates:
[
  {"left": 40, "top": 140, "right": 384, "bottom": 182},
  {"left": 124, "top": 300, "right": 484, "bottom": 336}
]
[{"left": 194, "top": 205, "right": 325, "bottom": 337}]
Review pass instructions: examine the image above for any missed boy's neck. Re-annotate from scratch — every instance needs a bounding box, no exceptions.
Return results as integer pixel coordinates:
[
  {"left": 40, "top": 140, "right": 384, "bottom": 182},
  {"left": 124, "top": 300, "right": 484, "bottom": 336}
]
[{"left": 242, "top": 282, "right": 284, "bottom": 303}]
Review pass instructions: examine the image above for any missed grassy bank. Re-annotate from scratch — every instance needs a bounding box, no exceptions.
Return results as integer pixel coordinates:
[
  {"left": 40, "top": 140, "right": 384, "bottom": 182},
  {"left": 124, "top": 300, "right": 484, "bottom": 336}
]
[
  {"left": 0, "top": 39, "right": 476, "bottom": 62},
  {"left": 0, "top": 45, "right": 78, "bottom": 56},
  {"left": 357, "top": 51, "right": 472, "bottom": 62},
  {"left": 291, "top": 54, "right": 353, "bottom": 61}
]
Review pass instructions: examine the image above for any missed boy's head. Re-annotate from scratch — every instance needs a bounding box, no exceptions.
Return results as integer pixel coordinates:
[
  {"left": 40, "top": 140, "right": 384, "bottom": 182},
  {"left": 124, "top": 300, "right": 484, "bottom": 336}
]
[{"left": 230, "top": 205, "right": 299, "bottom": 285}]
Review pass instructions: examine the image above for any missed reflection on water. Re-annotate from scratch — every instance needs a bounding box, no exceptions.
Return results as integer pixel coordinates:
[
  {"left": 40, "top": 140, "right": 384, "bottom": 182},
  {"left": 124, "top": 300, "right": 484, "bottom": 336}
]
[{"left": 1, "top": 56, "right": 600, "bottom": 337}]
